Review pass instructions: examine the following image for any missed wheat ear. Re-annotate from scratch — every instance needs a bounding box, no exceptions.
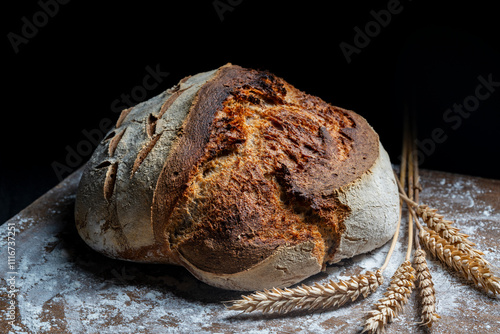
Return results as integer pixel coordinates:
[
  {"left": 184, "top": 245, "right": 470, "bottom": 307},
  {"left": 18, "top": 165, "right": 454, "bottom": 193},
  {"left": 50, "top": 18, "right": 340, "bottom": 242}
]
[
  {"left": 415, "top": 204, "right": 486, "bottom": 261},
  {"left": 226, "top": 270, "right": 384, "bottom": 314},
  {"left": 413, "top": 248, "right": 440, "bottom": 327},
  {"left": 419, "top": 226, "right": 500, "bottom": 295},
  {"left": 398, "top": 191, "right": 486, "bottom": 263},
  {"left": 362, "top": 260, "right": 416, "bottom": 334}
]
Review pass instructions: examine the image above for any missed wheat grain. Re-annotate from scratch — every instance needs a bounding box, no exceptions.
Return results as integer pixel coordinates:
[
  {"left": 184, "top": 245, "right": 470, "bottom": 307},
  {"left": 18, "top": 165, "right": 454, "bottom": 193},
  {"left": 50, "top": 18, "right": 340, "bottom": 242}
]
[
  {"left": 419, "top": 226, "right": 500, "bottom": 295},
  {"left": 227, "top": 270, "right": 383, "bottom": 314},
  {"left": 413, "top": 248, "right": 440, "bottom": 327},
  {"left": 362, "top": 260, "right": 416, "bottom": 334}
]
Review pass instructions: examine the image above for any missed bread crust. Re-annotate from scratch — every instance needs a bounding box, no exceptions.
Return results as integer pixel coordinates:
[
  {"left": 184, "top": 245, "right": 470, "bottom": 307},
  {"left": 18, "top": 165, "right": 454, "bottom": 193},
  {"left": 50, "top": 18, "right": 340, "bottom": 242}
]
[
  {"left": 330, "top": 143, "right": 399, "bottom": 263},
  {"left": 75, "top": 64, "right": 399, "bottom": 290},
  {"left": 178, "top": 241, "right": 322, "bottom": 291}
]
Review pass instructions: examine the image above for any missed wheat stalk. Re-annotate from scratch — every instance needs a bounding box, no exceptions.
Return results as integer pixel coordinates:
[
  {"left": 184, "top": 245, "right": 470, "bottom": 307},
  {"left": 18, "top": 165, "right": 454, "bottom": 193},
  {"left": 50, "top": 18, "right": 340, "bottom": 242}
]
[
  {"left": 362, "top": 260, "right": 416, "bottom": 334},
  {"left": 362, "top": 121, "right": 417, "bottom": 334},
  {"left": 419, "top": 225, "right": 500, "bottom": 295},
  {"left": 405, "top": 121, "right": 440, "bottom": 328},
  {"left": 413, "top": 248, "right": 440, "bottom": 327},
  {"left": 227, "top": 270, "right": 383, "bottom": 314}
]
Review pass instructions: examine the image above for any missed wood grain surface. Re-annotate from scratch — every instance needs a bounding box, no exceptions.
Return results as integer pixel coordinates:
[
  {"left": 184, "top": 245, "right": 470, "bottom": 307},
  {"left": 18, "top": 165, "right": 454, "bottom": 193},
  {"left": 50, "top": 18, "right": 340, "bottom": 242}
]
[{"left": 1, "top": 167, "right": 499, "bottom": 333}]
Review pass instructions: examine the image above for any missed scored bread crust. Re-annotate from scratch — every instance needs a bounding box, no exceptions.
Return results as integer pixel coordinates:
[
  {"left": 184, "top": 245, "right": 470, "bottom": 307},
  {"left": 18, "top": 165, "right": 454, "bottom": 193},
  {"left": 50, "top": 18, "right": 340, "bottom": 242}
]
[
  {"left": 75, "top": 64, "right": 399, "bottom": 291},
  {"left": 75, "top": 68, "right": 218, "bottom": 263}
]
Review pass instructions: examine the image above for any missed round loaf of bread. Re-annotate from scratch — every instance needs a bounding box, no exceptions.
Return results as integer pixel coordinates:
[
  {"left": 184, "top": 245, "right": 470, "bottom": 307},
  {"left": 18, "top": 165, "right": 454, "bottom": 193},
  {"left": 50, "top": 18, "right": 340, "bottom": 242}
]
[{"left": 75, "top": 64, "right": 399, "bottom": 291}]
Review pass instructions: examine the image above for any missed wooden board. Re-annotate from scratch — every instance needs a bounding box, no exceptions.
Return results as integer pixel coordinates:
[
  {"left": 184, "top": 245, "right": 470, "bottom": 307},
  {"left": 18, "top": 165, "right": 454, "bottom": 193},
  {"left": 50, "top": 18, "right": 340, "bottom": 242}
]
[{"left": 1, "top": 167, "right": 500, "bottom": 333}]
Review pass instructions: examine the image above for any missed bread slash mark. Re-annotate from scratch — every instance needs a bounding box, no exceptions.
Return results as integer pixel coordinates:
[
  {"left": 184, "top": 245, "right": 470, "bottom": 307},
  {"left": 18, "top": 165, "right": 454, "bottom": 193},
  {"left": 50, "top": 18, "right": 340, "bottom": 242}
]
[
  {"left": 130, "top": 133, "right": 163, "bottom": 178},
  {"left": 104, "top": 162, "right": 119, "bottom": 201},
  {"left": 94, "top": 161, "right": 112, "bottom": 169},
  {"left": 108, "top": 128, "right": 126, "bottom": 157},
  {"left": 103, "top": 130, "right": 116, "bottom": 142},
  {"left": 146, "top": 114, "right": 158, "bottom": 138},
  {"left": 156, "top": 85, "right": 192, "bottom": 120},
  {"left": 116, "top": 107, "right": 132, "bottom": 128}
]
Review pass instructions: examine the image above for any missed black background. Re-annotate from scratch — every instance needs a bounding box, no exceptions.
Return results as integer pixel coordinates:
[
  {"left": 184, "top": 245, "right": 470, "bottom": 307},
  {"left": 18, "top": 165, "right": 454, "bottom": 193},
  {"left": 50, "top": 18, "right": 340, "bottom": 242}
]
[{"left": 2, "top": 0, "right": 500, "bottom": 223}]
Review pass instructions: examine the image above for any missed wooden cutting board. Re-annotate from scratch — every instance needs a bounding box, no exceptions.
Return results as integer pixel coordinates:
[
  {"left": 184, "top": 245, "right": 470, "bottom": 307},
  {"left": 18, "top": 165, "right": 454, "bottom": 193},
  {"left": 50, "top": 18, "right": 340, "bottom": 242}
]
[{"left": 1, "top": 167, "right": 499, "bottom": 333}]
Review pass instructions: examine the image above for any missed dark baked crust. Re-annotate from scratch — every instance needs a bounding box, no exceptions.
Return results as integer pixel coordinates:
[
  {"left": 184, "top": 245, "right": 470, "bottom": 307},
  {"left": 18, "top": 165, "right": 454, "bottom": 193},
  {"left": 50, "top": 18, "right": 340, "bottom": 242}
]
[{"left": 151, "top": 64, "right": 379, "bottom": 274}]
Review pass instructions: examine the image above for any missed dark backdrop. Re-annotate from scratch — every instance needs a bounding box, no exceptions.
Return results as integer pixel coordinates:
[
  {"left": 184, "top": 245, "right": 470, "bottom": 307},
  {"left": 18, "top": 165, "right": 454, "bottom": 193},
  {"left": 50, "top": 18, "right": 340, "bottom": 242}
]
[{"left": 2, "top": 0, "right": 500, "bottom": 223}]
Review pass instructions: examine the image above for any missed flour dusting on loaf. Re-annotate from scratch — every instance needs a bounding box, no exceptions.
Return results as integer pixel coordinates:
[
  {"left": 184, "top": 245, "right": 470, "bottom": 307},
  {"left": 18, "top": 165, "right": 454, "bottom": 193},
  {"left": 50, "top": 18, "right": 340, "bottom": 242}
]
[{"left": 75, "top": 64, "right": 399, "bottom": 291}]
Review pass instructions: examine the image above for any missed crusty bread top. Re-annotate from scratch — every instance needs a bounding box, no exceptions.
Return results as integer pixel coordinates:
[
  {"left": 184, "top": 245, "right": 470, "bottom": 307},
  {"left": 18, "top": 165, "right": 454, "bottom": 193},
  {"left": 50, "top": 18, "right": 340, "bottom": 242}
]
[{"left": 147, "top": 64, "right": 380, "bottom": 274}]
